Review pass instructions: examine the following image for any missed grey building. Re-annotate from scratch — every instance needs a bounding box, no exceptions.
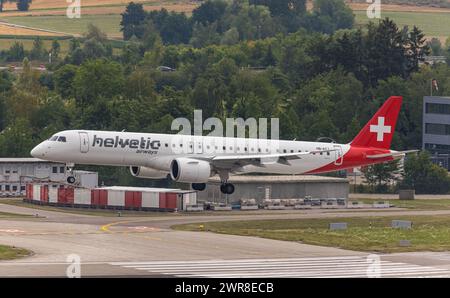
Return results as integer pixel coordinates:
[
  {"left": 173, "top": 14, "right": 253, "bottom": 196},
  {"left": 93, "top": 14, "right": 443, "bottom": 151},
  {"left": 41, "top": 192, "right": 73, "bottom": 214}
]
[
  {"left": 0, "top": 158, "right": 67, "bottom": 197},
  {"left": 197, "top": 175, "right": 349, "bottom": 205},
  {"left": 423, "top": 96, "right": 450, "bottom": 170}
]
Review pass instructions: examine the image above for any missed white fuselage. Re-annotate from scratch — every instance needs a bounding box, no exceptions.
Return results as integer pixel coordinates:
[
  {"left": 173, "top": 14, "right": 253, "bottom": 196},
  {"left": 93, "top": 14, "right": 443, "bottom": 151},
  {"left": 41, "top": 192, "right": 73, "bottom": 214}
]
[{"left": 31, "top": 130, "right": 350, "bottom": 175}]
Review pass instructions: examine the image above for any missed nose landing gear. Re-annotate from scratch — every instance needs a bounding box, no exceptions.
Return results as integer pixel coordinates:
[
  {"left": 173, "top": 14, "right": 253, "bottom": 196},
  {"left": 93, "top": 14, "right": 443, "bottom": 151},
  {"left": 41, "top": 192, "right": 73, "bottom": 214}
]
[{"left": 66, "top": 163, "right": 76, "bottom": 184}]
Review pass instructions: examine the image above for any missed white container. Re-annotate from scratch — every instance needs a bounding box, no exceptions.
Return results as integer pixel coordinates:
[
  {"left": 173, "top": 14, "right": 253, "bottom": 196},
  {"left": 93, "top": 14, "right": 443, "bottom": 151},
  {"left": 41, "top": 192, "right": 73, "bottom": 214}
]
[
  {"left": 182, "top": 192, "right": 197, "bottom": 210},
  {"left": 266, "top": 205, "right": 286, "bottom": 210},
  {"left": 241, "top": 205, "right": 259, "bottom": 210},
  {"left": 49, "top": 187, "right": 58, "bottom": 203},
  {"left": 32, "top": 185, "right": 41, "bottom": 201},
  {"left": 142, "top": 192, "right": 159, "bottom": 208},
  {"left": 107, "top": 190, "right": 125, "bottom": 207},
  {"left": 186, "top": 205, "right": 204, "bottom": 212},
  {"left": 74, "top": 189, "right": 92, "bottom": 205},
  {"left": 373, "top": 202, "right": 390, "bottom": 208},
  {"left": 211, "top": 205, "right": 232, "bottom": 211}
]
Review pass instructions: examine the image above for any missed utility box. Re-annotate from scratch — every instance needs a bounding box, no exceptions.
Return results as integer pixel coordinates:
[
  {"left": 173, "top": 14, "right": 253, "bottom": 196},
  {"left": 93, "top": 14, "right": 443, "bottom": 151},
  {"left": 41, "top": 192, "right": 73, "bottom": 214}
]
[
  {"left": 329, "top": 223, "right": 347, "bottom": 230},
  {"left": 73, "top": 171, "right": 98, "bottom": 189},
  {"left": 392, "top": 220, "right": 412, "bottom": 229},
  {"left": 399, "top": 189, "right": 415, "bottom": 200}
]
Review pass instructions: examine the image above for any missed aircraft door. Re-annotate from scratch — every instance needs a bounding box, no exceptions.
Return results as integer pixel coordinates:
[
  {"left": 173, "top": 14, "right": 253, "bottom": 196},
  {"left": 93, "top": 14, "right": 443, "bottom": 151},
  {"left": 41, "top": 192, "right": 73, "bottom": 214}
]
[
  {"left": 195, "top": 139, "right": 203, "bottom": 154},
  {"left": 333, "top": 145, "right": 343, "bottom": 166},
  {"left": 79, "top": 132, "right": 89, "bottom": 153}
]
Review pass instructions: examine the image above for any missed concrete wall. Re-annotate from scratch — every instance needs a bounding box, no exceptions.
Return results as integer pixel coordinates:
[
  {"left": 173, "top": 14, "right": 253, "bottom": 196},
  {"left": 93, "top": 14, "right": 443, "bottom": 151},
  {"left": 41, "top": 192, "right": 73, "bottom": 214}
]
[{"left": 198, "top": 181, "right": 349, "bottom": 204}]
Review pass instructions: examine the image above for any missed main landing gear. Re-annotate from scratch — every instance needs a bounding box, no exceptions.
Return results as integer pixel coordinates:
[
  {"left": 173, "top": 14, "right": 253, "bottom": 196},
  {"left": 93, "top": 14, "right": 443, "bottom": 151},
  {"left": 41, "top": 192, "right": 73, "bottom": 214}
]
[
  {"left": 66, "top": 163, "right": 76, "bottom": 184},
  {"left": 218, "top": 170, "right": 234, "bottom": 195},
  {"left": 192, "top": 183, "right": 206, "bottom": 191},
  {"left": 220, "top": 183, "right": 235, "bottom": 195}
]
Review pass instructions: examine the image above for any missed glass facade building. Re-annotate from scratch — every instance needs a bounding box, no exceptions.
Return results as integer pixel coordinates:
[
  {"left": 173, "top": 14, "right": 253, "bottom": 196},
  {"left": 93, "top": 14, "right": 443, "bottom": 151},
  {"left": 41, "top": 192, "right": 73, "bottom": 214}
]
[{"left": 423, "top": 96, "right": 450, "bottom": 170}]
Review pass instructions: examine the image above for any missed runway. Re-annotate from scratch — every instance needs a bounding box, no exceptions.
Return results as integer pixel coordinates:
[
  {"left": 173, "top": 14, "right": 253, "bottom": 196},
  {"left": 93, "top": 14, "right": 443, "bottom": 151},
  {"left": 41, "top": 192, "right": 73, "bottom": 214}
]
[
  {"left": 2, "top": 202, "right": 450, "bottom": 277},
  {"left": 111, "top": 256, "right": 450, "bottom": 278}
]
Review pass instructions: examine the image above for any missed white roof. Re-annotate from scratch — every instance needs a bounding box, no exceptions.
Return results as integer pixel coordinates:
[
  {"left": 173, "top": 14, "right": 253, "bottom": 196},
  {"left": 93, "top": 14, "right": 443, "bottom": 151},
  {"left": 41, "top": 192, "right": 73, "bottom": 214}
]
[
  {"left": 0, "top": 158, "right": 60, "bottom": 163},
  {"left": 208, "top": 175, "right": 348, "bottom": 183},
  {"left": 96, "top": 186, "right": 195, "bottom": 193}
]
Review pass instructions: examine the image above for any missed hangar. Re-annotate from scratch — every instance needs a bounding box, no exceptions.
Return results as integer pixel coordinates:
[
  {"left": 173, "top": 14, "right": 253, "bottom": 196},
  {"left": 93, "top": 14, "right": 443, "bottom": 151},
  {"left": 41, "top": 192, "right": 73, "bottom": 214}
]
[{"left": 197, "top": 175, "right": 349, "bottom": 205}]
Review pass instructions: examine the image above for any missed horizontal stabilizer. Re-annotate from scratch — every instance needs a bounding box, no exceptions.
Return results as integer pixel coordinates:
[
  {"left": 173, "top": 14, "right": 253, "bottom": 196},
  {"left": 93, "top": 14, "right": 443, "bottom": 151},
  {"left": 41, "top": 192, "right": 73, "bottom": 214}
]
[{"left": 366, "top": 150, "right": 419, "bottom": 159}]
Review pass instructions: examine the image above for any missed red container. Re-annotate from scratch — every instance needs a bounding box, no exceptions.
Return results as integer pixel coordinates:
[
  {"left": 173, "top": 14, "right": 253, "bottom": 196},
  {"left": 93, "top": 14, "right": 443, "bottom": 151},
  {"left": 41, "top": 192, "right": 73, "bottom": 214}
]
[
  {"left": 125, "top": 191, "right": 142, "bottom": 208},
  {"left": 40, "top": 185, "right": 49, "bottom": 202},
  {"left": 159, "top": 193, "right": 177, "bottom": 210},
  {"left": 58, "top": 188, "right": 66, "bottom": 203},
  {"left": 166, "top": 193, "right": 178, "bottom": 209},
  {"left": 159, "top": 192, "right": 166, "bottom": 209},
  {"left": 91, "top": 189, "right": 99, "bottom": 205},
  {"left": 99, "top": 190, "right": 108, "bottom": 206},
  {"left": 26, "top": 184, "right": 33, "bottom": 199},
  {"left": 66, "top": 188, "right": 74, "bottom": 204}
]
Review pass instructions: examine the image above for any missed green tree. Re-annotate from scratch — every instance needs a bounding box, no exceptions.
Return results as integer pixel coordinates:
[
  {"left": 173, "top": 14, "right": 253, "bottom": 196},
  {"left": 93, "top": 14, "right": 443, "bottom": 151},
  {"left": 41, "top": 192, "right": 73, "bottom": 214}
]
[
  {"left": 121, "top": 2, "right": 147, "bottom": 40},
  {"left": 30, "top": 36, "right": 45, "bottom": 60},
  {"left": 309, "top": 0, "right": 354, "bottom": 34},
  {"left": 405, "top": 25, "right": 430, "bottom": 73},
  {"left": 50, "top": 39, "right": 61, "bottom": 61},
  {"left": 0, "top": 118, "right": 35, "bottom": 157},
  {"left": 73, "top": 59, "right": 125, "bottom": 106},
  {"left": 7, "top": 41, "right": 25, "bottom": 61},
  {"left": 192, "top": 0, "right": 227, "bottom": 25},
  {"left": 54, "top": 64, "right": 78, "bottom": 98},
  {"left": 361, "top": 160, "right": 400, "bottom": 193},
  {"left": 402, "top": 151, "right": 450, "bottom": 194},
  {"left": 16, "top": 0, "right": 31, "bottom": 11},
  {"left": 428, "top": 37, "right": 442, "bottom": 56}
]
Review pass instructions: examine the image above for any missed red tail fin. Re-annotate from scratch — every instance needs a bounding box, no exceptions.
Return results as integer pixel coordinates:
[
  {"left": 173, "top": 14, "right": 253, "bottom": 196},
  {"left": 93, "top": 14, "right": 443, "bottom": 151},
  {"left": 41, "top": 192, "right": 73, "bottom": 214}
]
[{"left": 350, "top": 96, "right": 402, "bottom": 149}]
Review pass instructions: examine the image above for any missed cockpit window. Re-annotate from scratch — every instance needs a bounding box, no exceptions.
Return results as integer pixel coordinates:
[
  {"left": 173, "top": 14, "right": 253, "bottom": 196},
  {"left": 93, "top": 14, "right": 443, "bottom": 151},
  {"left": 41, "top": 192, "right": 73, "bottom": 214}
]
[
  {"left": 58, "top": 136, "right": 67, "bottom": 143},
  {"left": 49, "top": 136, "right": 58, "bottom": 141}
]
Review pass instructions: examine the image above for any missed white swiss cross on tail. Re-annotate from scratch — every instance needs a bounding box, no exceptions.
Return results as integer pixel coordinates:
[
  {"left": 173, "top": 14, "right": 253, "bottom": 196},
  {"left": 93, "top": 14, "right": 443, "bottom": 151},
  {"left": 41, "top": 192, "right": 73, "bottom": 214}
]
[{"left": 370, "top": 117, "right": 391, "bottom": 142}]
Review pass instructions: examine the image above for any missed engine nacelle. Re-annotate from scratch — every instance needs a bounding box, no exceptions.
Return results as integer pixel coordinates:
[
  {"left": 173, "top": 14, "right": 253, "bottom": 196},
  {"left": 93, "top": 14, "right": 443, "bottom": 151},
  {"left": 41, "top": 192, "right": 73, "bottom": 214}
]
[
  {"left": 170, "top": 158, "right": 212, "bottom": 183},
  {"left": 130, "top": 166, "right": 168, "bottom": 179}
]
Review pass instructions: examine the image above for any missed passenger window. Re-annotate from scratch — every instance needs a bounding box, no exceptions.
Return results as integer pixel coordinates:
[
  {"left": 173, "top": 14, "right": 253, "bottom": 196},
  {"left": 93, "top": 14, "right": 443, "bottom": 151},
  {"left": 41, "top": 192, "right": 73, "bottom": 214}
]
[{"left": 283, "top": 149, "right": 287, "bottom": 153}]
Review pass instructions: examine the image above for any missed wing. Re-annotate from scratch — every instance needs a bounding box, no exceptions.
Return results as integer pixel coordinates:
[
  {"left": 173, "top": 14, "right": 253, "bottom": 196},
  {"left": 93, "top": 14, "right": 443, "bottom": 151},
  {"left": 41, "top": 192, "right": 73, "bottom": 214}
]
[{"left": 207, "top": 149, "right": 338, "bottom": 169}]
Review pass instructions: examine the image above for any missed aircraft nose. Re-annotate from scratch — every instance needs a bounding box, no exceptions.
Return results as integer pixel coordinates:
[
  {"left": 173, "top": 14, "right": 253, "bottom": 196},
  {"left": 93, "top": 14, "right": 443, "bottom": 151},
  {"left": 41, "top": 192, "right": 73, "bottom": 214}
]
[{"left": 31, "top": 143, "right": 45, "bottom": 158}]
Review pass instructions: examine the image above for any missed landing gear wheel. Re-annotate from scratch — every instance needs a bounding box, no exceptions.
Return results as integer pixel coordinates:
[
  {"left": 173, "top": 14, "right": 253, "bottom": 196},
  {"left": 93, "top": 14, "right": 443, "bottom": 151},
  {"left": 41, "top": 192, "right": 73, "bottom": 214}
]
[
  {"left": 192, "top": 183, "right": 206, "bottom": 191},
  {"left": 67, "top": 176, "right": 76, "bottom": 184},
  {"left": 220, "top": 183, "right": 235, "bottom": 195}
]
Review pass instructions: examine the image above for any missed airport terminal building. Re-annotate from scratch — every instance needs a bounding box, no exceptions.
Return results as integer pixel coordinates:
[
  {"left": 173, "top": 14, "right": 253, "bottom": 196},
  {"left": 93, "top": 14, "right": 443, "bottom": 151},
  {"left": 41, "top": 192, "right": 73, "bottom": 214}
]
[
  {"left": 423, "top": 96, "right": 450, "bottom": 170},
  {"left": 0, "top": 158, "right": 67, "bottom": 197}
]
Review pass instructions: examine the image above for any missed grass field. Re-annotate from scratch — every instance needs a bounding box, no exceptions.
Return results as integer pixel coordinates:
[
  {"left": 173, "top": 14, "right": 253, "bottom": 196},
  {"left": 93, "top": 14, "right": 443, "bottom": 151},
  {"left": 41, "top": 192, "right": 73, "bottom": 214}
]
[
  {"left": 0, "top": 245, "right": 31, "bottom": 260},
  {"left": 2, "top": 15, "right": 123, "bottom": 38},
  {"left": 174, "top": 215, "right": 450, "bottom": 253},
  {"left": 353, "top": 199, "right": 450, "bottom": 210},
  {"left": 0, "top": 211, "right": 34, "bottom": 218},
  {"left": 355, "top": 10, "right": 450, "bottom": 38}
]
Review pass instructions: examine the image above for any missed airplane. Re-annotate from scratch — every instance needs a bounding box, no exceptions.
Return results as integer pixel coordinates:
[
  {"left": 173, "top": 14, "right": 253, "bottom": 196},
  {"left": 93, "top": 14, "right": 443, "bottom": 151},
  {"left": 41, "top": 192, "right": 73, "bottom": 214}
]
[{"left": 31, "top": 96, "right": 416, "bottom": 195}]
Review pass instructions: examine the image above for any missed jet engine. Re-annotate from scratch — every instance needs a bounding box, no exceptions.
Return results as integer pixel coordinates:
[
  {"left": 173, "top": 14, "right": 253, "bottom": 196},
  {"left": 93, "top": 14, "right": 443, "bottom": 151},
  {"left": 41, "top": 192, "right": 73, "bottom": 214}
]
[
  {"left": 170, "top": 158, "right": 212, "bottom": 183},
  {"left": 130, "top": 166, "right": 168, "bottom": 179}
]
